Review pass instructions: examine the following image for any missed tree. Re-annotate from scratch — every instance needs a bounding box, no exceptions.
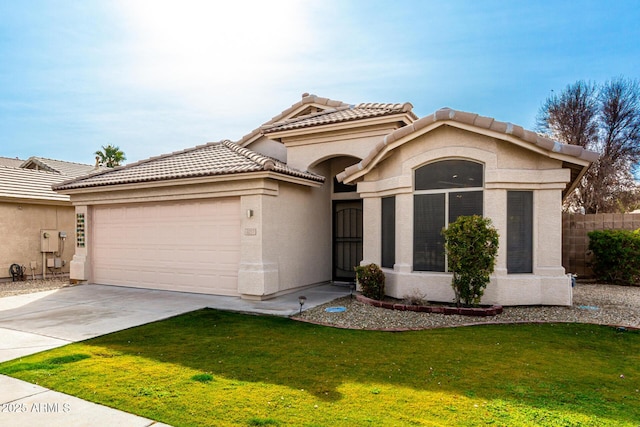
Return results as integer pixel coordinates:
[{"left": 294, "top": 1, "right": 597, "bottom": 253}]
[
  {"left": 536, "top": 78, "right": 640, "bottom": 213},
  {"left": 95, "top": 145, "right": 126, "bottom": 168}
]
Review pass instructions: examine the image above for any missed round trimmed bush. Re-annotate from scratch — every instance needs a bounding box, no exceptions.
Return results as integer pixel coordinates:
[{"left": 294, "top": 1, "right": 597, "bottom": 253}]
[{"left": 355, "top": 263, "right": 385, "bottom": 300}]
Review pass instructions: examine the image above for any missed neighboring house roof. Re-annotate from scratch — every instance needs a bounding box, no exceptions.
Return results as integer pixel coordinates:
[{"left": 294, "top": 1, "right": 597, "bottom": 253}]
[
  {"left": 20, "top": 157, "right": 101, "bottom": 178},
  {"left": 53, "top": 140, "right": 325, "bottom": 191},
  {"left": 0, "top": 156, "right": 100, "bottom": 204},
  {"left": 0, "top": 157, "right": 24, "bottom": 168},
  {"left": 261, "top": 102, "right": 417, "bottom": 134},
  {"left": 0, "top": 165, "right": 72, "bottom": 203},
  {"left": 337, "top": 107, "right": 600, "bottom": 196}
]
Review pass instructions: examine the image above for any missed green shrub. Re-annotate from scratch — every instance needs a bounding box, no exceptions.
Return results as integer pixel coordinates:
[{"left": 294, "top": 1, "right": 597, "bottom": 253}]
[
  {"left": 588, "top": 229, "right": 640, "bottom": 286},
  {"left": 443, "top": 215, "right": 499, "bottom": 307},
  {"left": 355, "top": 263, "right": 385, "bottom": 300}
]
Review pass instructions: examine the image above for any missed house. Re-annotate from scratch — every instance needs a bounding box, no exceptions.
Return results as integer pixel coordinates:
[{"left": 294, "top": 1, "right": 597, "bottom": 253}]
[
  {"left": 53, "top": 94, "right": 598, "bottom": 305},
  {"left": 0, "top": 157, "right": 100, "bottom": 280}
]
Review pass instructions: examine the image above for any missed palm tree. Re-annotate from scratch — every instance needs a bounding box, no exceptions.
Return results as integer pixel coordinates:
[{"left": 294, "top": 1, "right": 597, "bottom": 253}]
[{"left": 95, "top": 145, "right": 126, "bottom": 168}]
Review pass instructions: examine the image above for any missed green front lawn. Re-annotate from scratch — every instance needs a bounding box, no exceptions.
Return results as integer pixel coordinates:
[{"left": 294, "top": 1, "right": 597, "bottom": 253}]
[{"left": 1, "top": 309, "right": 639, "bottom": 426}]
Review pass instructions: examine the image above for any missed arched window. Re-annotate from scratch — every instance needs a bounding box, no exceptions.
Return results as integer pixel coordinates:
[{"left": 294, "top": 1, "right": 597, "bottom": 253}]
[{"left": 413, "top": 160, "right": 484, "bottom": 272}]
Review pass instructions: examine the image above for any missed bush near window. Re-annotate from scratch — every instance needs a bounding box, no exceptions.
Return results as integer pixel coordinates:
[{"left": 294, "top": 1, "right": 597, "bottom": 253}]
[
  {"left": 443, "top": 215, "right": 499, "bottom": 307},
  {"left": 355, "top": 263, "right": 385, "bottom": 300},
  {"left": 588, "top": 229, "right": 640, "bottom": 286}
]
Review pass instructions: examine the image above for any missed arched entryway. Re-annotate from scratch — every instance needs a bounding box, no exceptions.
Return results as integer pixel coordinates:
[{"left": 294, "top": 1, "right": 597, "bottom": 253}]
[{"left": 311, "top": 155, "right": 363, "bottom": 283}]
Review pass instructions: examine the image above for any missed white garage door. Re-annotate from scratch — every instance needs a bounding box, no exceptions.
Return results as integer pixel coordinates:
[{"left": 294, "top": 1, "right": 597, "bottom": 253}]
[{"left": 92, "top": 198, "right": 241, "bottom": 295}]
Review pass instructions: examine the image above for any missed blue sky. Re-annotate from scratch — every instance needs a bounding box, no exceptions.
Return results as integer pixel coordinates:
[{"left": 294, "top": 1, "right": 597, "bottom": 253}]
[{"left": 1, "top": 0, "right": 639, "bottom": 165}]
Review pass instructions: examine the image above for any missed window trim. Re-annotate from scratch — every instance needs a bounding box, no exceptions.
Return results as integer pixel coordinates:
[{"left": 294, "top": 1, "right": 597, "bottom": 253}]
[
  {"left": 507, "top": 190, "right": 534, "bottom": 274},
  {"left": 381, "top": 196, "right": 396, "bottom": 269},
  {"left": 413, "top": 159, "right": 485, "bottom": 273}
]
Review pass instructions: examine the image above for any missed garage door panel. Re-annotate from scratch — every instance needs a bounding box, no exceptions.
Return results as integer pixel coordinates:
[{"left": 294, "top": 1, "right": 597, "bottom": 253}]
[{"left": 92, "top": 199, "right": 241, "bottom": 295}]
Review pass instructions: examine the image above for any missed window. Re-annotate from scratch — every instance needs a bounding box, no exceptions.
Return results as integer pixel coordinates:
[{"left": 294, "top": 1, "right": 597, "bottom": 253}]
[
  {"left": 381, "top": 196, "right": 395, "bottom": 268},
  {"left": 413, "top": 160, "right": 484, "bottom": 272},
  {"left": 507, "top": 191, "right": 533, "bottom": 273}
]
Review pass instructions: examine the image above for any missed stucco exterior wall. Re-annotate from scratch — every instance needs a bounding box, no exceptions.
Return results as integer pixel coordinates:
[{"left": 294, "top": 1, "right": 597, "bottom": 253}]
[
  {"left": 245, "top": 135, "right": 288, "bottom": 163},
  {"left": 357, "top": 125, "right": 573, "bottom": 306},
  {"left": 271, "top": 179, "right": 332, "bottom": 293},
  {"left": 0, "top": 201, "right": 74, "bottom": 280},
  {"left": 282, "top": 124, "right": 397, "bottom": 171},
  {"left": 238, "top": 180, "right": 333, "bottom": 299}
]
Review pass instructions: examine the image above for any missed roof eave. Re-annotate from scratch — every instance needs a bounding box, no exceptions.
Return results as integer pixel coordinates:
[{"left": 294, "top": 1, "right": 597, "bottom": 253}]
[
  {"left": 0, "top": 195, "right": 71, "bottom": 206},
  {"left": 339, "top": 117, "right": 599, "bottom": 187},
  {"left": 54, "top": 170, "right": 324, "bottom": 195}
]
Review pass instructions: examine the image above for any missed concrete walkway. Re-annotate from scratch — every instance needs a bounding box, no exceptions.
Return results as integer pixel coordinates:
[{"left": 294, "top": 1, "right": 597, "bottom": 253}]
[{"left": 0, "top": 283, "right": 349, "bottom": 426}]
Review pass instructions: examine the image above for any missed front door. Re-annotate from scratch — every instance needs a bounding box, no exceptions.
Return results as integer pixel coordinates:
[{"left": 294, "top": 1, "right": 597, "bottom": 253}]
[{"left": 333, "top": 200, "right": 363, "bottom": 282}]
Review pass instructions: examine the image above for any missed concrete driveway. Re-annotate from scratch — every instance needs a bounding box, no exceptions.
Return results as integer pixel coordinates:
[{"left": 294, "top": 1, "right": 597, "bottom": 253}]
[{"left": 0, "top": 282, "right": 349, "bottom": 426}]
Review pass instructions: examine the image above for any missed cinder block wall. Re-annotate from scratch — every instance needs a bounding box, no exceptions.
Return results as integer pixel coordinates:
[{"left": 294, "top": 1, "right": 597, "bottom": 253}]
[{"left": 562, "top": 213, "right": 640, "bottom": 277}]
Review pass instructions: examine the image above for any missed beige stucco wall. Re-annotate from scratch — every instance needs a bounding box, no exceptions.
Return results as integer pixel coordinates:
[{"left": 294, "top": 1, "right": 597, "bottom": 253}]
[
  {"left": 244, "top": 135, "right": 288, "bottom": 163},
  {"left": 281, "top": 123, "right": 399, "bottom": 172},
  {"left": 0, "top": 201, "right": 74, "bottom": 280},
  {"left": 357, "top": 125, "right": 573, "bottom": 306}
]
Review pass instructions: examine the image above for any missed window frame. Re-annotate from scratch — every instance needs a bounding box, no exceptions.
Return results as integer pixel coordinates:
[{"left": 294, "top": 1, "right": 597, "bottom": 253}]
[
  {"left": 413, "top": 159, "right": 485, "bottom": 272},
  {"left": 507, "top": 190, "right": 534, "bottom": 274},
  {"left": 381, "top": 196, "right": 396, "bottom": 269}
]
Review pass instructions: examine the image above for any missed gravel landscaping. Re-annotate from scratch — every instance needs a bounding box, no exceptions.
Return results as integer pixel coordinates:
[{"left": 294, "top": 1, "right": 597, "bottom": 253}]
[
  {"left": 2, "top": 278, "right": 638, "bottom": 331},
  {"left": 296, "top": 283, "right": 640, "bottom": 331},
  {"left": 0, "top": 277, "right": 71, "bottom": 297}
]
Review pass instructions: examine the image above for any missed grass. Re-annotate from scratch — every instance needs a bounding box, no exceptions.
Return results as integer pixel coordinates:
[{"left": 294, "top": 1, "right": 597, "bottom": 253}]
[{"left": 1, "top": 309, "right": 639, "bottom": 426}]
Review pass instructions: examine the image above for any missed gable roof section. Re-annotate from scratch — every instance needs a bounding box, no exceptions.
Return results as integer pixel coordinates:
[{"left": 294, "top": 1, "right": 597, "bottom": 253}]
[
  {"left": 337, "top": 107, "right": 600, "bottom": 196},
  {"left": 0, "top": 165, "right": 71, "bottom": 204},
  {"left": 53, "top": 140, "right": 324, "bottom": 191},
  {"left": 20, "top": 157, "right": 100, "bottom": 178},
  {"left": 261, "top": 102, "right": 417, "bottom": 135},
  {"left": 237, "top": 94, "right": 351, "bottom": 147}
]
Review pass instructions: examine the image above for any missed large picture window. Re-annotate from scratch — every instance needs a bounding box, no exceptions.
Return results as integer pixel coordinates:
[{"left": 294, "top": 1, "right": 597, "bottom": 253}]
[{"left": 413, "top": 160, "right": 484, "bottom": 272}]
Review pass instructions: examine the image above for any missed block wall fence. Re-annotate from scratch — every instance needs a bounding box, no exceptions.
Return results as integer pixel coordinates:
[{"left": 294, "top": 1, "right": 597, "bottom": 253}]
[{"left": 562, "top": 213, "right": 640, "bottom": 278}]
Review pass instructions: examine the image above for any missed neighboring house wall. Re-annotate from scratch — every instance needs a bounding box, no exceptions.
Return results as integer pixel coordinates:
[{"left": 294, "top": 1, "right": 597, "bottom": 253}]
[
  {"left": 356, "top": 125, "right": 572, "bottom": 306},
  {"left": 0, "top": 202, "right": 74, "bottom": 279},
  {"left": 562, "top": 213, "right": 640, "bottom": 277}
]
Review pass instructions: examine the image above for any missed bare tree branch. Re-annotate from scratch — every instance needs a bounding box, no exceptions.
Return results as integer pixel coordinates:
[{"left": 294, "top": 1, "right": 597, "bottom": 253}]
[{"left": 537, "top": 77, "right": 640, "bottom": 213}]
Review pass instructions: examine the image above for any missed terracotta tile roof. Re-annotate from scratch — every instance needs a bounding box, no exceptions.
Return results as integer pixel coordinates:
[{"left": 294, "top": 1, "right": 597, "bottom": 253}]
[
  {"left": 20, "top": 157, "right": 101, "bottom": 178},
  {"left": 0, "top": 165, "right": 71, "bottom": 203},
  {"left": 0, "top": 157, "right": 24, "bottom": 168},
  {"left": 337, "top": 107, "right": 600, "bottom": 183},
  {"left": 238, "top": 93, "right": 352, "bottom": 146},
  {"left": 53, "top": 140, "right": 325, "bottom": 191},
  {"left": 261, "top": 102, "right": 417, "bottom": 134}
]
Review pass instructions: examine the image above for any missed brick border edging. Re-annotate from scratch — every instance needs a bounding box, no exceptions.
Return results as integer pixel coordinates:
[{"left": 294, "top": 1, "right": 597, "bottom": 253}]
[{"left": 355, "top": 294, "right": 503, "bottom": 317}]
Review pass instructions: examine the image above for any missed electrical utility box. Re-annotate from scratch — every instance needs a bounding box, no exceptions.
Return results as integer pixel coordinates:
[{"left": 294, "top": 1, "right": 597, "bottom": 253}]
[{"left": 40, "top": 229, "right": 59, "bottom": 253}]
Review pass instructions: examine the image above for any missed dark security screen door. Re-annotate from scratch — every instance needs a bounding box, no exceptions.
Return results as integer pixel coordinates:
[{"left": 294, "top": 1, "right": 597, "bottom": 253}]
[{"left": 333, "top": 200, "right": 363, "bottom": 281}]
